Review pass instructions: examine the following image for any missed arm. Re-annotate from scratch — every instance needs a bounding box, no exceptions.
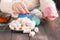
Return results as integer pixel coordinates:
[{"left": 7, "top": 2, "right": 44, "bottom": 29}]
[
  {"left": 40, "top": 0, "right": 59, "bottom": 21},
  {"left": 0, "top": 0, "right": 30, "bottom": 18}
]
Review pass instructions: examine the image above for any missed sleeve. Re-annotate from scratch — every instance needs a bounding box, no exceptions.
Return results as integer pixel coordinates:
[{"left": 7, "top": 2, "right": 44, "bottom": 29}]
[
  {"left": 0, "top": 0, "right": 19, "bottom": 18},
  {"left": 40, "top": 0, "right": 59, "bottom": 21},
  {"left": 0, "top": 0, "right": 13, "bottom": 13}
]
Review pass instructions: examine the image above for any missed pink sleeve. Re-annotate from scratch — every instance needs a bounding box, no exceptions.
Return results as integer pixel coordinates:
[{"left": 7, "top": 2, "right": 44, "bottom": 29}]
[{"left": 43, "top": 7, "right": 58, "bottom": 21}]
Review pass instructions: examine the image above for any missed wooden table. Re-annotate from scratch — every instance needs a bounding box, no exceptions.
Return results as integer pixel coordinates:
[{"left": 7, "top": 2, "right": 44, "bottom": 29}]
[{"left": 0, "top": 12, "right": 60, "bottom": 40}]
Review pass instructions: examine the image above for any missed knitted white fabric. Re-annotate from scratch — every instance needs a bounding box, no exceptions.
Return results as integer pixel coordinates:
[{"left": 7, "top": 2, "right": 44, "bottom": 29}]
[{"left": 0, "top": 0, "right": 13, "bottom": 13}]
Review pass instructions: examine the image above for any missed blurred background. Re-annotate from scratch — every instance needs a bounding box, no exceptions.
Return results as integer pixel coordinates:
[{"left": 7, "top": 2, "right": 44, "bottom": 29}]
[{"left": 53, "top": 0, "right": 60, "bottom": 10}]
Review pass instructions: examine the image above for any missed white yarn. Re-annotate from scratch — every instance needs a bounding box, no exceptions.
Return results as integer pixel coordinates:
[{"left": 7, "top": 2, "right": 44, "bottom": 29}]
[
  {"left": 29, "top": 31, "right": 35, "bottom": 37},
  {"left": 34, "top": 27, "right": 39, "bottom": 32},
  {"left": 31, "top": 9, "right": 43, "bottom": 18}
]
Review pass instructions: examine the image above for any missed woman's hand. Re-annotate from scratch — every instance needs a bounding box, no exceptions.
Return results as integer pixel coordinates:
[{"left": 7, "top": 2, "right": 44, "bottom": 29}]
[{"left": 12, "top": 2, "right": 30, "bottom": 14}]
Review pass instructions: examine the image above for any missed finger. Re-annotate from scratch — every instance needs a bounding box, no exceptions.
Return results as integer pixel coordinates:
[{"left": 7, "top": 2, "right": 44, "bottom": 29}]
[
  {"left": 19, "top": 2, "right": 30, "bottom": 13},
  {"left": 13, "top": 8, "right": 19, "bottom": 14},
  {"left": 17, "top": 3, "right": 26, "bottom": 13},
  {"left": 12, "top": 3, "right": 17, "bottom": 13},
  {"left": 12, "top": 3, "right": 20, "bottom": 13},
  {"left": 15, "top": 7, "right": 21, "bottom": 14},
  {"left": 12, "top": 3, "right": 17, "bottom": 11}
]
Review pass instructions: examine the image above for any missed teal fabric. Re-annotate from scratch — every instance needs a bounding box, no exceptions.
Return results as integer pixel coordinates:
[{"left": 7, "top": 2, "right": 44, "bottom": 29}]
[{"left": 31, "top": 15, "right": 40, "bottom": 26}]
